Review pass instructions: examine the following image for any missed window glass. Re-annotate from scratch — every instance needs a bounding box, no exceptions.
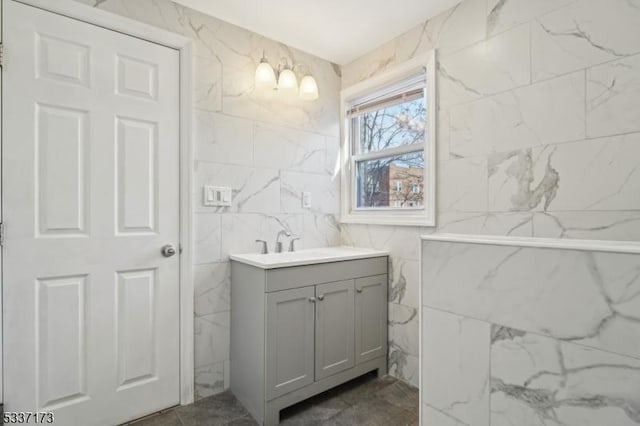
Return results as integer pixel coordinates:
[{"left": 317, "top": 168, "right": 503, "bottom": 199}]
[
  {"left": 355, "top": 152, "right": 425, "bottom": 209},
  {"left": 355, "top": 96, "right": 426, "bottom": 154}
]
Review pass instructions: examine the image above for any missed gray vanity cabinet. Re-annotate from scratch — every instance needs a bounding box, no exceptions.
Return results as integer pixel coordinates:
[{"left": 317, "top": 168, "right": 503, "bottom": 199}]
[
  {"left": 314, "top": 279, "right": 355, "bottom": 380},
  {"left": 355, "top": 275, "right": 388, "bottom": 363},
  {"left": 265, "top": 286, "right": 315, "bottom": 400},
  {"left": 231, "top": 256, "right": 388, "bottom": 426}
]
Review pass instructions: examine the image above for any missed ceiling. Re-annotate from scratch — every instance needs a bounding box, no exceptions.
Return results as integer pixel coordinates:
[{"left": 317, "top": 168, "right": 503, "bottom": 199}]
[{"left": 172, "top": 0, "right": 462, "bottom": 64}]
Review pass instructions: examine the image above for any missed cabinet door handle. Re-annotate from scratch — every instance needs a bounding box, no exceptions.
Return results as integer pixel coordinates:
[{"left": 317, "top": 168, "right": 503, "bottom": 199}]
[
  {"left": 308, "top": 297, "right": 316, "bottom": 303},
  {"left": 356, "top": 288, "right": 363, "bottom": 293},
  {"left": 317, "top": 294, "right": 325, "bottom": 301}
]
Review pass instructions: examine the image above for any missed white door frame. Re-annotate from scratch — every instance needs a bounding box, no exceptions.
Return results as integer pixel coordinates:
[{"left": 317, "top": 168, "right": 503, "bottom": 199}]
[{"left": 1, "top": 0, "right": 195, "bottom": 405}]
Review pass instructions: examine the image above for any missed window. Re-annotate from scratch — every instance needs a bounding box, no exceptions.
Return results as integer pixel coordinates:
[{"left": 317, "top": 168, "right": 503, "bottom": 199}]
[{"left": 340, "top": 53, "right": 436, "bottom": 226}]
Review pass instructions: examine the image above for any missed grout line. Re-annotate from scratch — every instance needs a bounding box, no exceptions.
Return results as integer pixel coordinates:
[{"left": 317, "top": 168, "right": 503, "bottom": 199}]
[
  {"left": 420, "top": 304, "right": 640, "bottom": 362},
  {"left": 441, "top": 51, "right": 640, "bottom": 113}
]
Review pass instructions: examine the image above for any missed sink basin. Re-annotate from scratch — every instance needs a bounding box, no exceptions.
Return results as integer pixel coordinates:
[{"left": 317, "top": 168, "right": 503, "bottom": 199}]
[{"left": 229, "top": 246, "right": 388, "bottom": 269}]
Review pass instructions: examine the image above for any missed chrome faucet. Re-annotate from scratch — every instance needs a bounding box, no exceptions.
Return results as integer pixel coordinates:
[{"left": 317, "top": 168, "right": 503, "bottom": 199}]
[
  {"left": 275, "top": 230, "right": 291, "bottom": 253},
  {"left": 288, "top": 236, "right": 300, "bottom": 252},
  {"left": 255, "top": 239, "right": 268, "bottom": 254}
]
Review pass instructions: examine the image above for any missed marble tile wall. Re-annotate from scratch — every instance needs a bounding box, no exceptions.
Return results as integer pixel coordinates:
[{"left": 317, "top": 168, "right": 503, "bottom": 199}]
[
  {"left": 341, "top": 0, "right": 640, "bottom": 387},
  {"left": 421, "top": 239, "right": 640, "bottom": 425},
  {"left": 73, "top": 0, "right": 341, "bottom": 399}
]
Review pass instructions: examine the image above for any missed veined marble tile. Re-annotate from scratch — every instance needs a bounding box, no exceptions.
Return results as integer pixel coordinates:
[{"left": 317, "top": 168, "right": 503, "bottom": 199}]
[
  {"left": 487, "top": 0, "right": 576, "bottom": 36},
  {"left": 194, "top": 162, "right": 280, "bottom": 214},
  {"left": 194, "top": 112, "right": 253, "bottom": 167},
  {"left": 390, "top": 303, "right": 419, "bottom": 357},
  {"left": 194, "top": 262, "right": 230, "bottom": 316},
  {"left": 533, "top": 211, "right": 640, "bottom": 242},
  {"left": 587, "top": 53, "right": 640, "bottom": 138},
  {"left": 388, "top": 342, "right": 419, "bottom": 388},
  {"left": 491, "top": 325, "right": 640, "bottom": 426},
  {"left": 341, "top": 0, "right": 486, "bottom": 87},
  {"left": 422, "top": 241, "right": 640, "bottom": 359},
  {"left": 340, "top": 224, "right": 423, "bottom": 261},
  {"left": 254, "top": 124, "right": 327, "bottom": 174},
  {"left": 193, "top": 213, "right": 222, "bottom": 264},
  {"left": 220, "top": 214, "right": 303, "bottom": 258},
  {"left": 76, "top": 0, "right": 188, "bottom": 36},
  {"left": 421, "top": 0, "right": 487, "bottom": 57},
  {"left": 301, "top": 214, "right": 341, "bottom": 249},
  {"left": 449, "top": 71, "right": 585, "bottom": 158},
  {"left": 438, "top": 212, "right": 533, "bottom": 236},
  {"left": 439, "top": 23, "right": 530, "bottom": 108},
  {"left": 438, "top": 109, "right": 452, "bottom": 162},
  {"left": 195, "top": 311, "right": 230, "bottom": 368},
  {"left": 438, "top": 157, "right": 488, "bottom": 212},
  {"left": 532, "top": 0, "right": 640, "bottom": 82},
  {"left": 389, "top": 257, "right": 420, "bottom": 309},
  {"left": 390, "top": 0, "right": 488, "bottom": 61},
  {"left": 194, "top": 55, "right": 222, "bottom": 112},
  {"left": 422, "top": 307, "right": 490, "bottom": 426},
  {"left": 489, "top": 134, "right": 640, "bottom": 212},
  {"left": 195, "top": 361, "right": 226, "bottom": 400},
  {"left": 280, "top": 171, "right": 339, "bottom": 215},
  {"left": 341, "top": 39, "right": 398, "bottom": 89},
  {"left": 325, "top": 136, "right": 340, "bottom": 176},
  {"left": 422, "top": 404, "right": 468, "bottom": 426}
]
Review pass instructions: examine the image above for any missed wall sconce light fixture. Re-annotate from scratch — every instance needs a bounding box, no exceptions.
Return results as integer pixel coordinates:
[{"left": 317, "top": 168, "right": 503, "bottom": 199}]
[{"left": 254, "top": 53, "right": 319, "bottom": 101}]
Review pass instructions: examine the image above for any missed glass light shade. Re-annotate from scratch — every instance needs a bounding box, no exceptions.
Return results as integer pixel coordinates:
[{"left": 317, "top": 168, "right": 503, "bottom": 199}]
[
  {"left": 255, "top": 60, "right": 276, "bottom": 90},
  {"left": 299, "top": 75, "right": 319, "bottom": 100},
  {"left": 277, "top": 68, "right": 298, "bottom": 95}
]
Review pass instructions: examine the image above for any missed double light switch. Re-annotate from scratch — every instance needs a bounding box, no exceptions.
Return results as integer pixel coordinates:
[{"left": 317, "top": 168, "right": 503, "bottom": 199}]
[{"left": 203, "top": 185, "right": 232, "bottom": 207}]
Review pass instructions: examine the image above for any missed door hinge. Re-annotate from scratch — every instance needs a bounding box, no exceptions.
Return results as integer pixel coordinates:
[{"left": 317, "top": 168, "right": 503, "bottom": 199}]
[
  {"left": 0, "top": 43, "right": 4, "bottom": 68},
  {"left": 0, "top": 223, "right": 4, "bottom": 247}
]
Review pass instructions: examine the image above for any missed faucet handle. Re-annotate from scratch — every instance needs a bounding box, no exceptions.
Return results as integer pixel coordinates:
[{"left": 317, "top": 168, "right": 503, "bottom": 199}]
[
  {"left": 288, "top": 236, "right": 300, "bottom": 252},
  {"left": 255, "top": 239, "right": 268, "bottom": 254}
]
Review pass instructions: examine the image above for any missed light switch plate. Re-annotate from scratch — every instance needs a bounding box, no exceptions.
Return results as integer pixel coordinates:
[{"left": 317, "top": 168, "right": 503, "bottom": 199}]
[
  {"left": 204, "top": 185, "right": 232, "bottom": 207},
  {"left": 302, "top": 191, "right": 312, "bottom": 209}
]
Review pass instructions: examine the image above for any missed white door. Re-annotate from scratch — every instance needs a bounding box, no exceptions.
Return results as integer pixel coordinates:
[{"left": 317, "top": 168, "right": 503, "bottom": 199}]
[{"left": 3, "top": 2, "right": 181, "bottom": 425}]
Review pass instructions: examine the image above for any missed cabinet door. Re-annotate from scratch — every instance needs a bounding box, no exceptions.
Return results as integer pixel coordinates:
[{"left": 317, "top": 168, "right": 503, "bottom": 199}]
[
  {"left": 266, "top": 286, "right": 315, "bottom": 400},
  {"left": 355, "top": 275, "right": 388, "bottom": 364},
  {"left": 315, "top": 280, "right": 355, "bottom": 380}
]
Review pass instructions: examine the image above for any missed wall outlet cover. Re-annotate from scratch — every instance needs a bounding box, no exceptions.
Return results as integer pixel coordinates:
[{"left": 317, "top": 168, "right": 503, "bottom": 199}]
[{"left": 302, "top": 191, "right": 312, "bottom": 209}]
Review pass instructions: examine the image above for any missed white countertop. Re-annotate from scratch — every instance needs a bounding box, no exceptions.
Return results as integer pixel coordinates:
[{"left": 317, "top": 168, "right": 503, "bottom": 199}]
[{"left": 230, "top": 246, "right": 389, "bottom": 269}]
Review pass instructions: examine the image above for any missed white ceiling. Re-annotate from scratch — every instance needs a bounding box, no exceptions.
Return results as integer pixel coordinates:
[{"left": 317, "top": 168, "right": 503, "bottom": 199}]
[{"left": 172, "top": 0, "right": 462, "bottom": 64}]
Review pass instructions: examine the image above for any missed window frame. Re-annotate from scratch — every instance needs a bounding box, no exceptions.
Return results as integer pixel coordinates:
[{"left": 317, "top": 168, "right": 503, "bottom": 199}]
[{"left": 339, "top": 52, "right": 437, "bottom": 227}]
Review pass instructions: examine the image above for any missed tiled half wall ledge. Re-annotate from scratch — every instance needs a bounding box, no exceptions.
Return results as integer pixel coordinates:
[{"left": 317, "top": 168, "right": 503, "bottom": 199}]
[{"left": 420, "top": 234, "right": 640, "bottom": 426}]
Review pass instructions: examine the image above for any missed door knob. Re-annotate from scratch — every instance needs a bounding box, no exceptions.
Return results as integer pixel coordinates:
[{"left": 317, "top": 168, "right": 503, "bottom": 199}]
[
  {"left": 161, "top": 244, "right": 177, "bottom": 257},
  {"left": 317, "top": 294, "right": 325, "bottom": 301}
]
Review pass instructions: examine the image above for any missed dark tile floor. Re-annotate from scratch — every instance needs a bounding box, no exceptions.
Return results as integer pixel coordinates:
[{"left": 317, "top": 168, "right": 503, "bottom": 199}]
[{"left": 126, "top": 372, "right": 418, "bottom": 426}]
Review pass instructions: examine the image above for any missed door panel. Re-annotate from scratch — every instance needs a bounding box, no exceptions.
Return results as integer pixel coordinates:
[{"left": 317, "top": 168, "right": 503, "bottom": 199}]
[
  {"left": 355, "top": 275, "right": 388, "bottom": 364},
  {"left": 116, "top": 269, "right": 158, "bottom": 389},
  {"left": 37, "top": 104, "right": 89, "bottom": 235},
  {"left": 265, "top": 287, "right": 315, "bottom": 400},
  {"left": 315, "top": 280, "right": 355, "bottom": 380},
  {"left": 3, "top": 2, "right": 181, "bottom": 424},
  {"left": 116, "top": 117, "right": 158, "bottom": 233},
  {"left": 37, "top": 275, "right": 88, "bottom": 409},
  {"left": 36, "top": 33, "right": 91, "bottom": 87}
]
